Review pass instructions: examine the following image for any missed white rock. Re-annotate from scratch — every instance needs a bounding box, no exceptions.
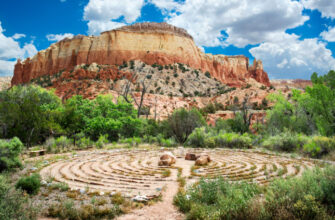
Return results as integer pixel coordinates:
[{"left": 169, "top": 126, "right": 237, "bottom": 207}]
[
  {"left": 132, "top": 195, "right": 149, "bottom": 202},
  {"left": 30, "top": 167, "right": 37, "bottom": 171},
  {"left": 79, "top": 188, "right": 86, "bottom": 194},
  {"left": 41, "top": 180, "right": 47, "bottom": 185}
]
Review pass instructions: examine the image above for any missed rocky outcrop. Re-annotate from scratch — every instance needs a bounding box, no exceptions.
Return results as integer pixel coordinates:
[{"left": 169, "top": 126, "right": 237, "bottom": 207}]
[{"left": 12, "top": 22, "right": 270, "bottom": 87}]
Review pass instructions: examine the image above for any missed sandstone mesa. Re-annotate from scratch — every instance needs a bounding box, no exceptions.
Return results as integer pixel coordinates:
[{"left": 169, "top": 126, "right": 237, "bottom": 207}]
[{"left": 12, "top": 22, "right": 270, "bottom": 87}]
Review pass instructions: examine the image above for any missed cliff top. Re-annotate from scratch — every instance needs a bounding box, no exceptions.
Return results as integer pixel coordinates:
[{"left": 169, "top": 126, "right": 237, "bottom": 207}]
[{"left": 103, "top": 22, "right": 193, "bottom": 40}]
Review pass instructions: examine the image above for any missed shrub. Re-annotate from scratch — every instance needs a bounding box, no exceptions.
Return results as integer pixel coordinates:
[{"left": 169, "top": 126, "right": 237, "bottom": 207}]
[
  {"left": 167, "top": 108, "right": 206, "bottom": 143},
  {"left": 95, "top": 134, "right": 109, "bottom": 149},
  {"left": 303, "top": 136, "right": 335, "bottom": 158},
  {"left": 262, "top": 132, "right": 309, "bottom": 152},
  {"left": 55, "top": 136, "right": 71, "bottom": 149},
  {"left": 0, "top": 175, "right": 37, "bottom": 219},
  {"left": 174, "top": 73, "right": 178, "bottom": 78},
  {"left": 48, "top": 199, "right": 122, "bottom": 220},
  {"left": 187, "top": 127, "right": 208, "bottom": 148},
  {"left": 175, "top": 166, "right": 335, "bottom": 219},
  {"left": 77, "top": 137, "right": 93, "bottom": 149},
  {"left": 214, "top": 118, "right": 233, "bottom": 133},
  {"left": 201, "top": 103, "right": 216, "bottom": 114},
  {"left": 264, "top": 166, "right": 335, "bottom": 219},
  {"left": 174, "top": 178, "right": 261, "bottom": 219},
  {"left": 260, "top": 85, "right": 267, "bottom": 90},
  {"left": 159, "top": 138, "right": 177, "bottom": 148},
  {"left": 187, "top": 128, "right": 253, "bottom": 149},
  {"left": 119, "top": 137, "right": 142, "bottom": 147},
  {"left": 45, "top": 137, "right": 57, "bottom": 153},
  {"left": 0, "top": 137, "right": 23, "bottom": 172},
  {"left": 205, "top": 71, "right": 211, "bottom": 78},
  {"left": 15, "top": 173, "right": 41, "bottom": 195},
  {"left": 214, "top": 132, "right": 253, "bottom": 148}
]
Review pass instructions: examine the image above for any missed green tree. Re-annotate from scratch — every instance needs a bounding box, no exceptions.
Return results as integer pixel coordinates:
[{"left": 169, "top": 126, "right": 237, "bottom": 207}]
[
  {"left": 0, "top": 85, "right": 63, "bottom": 146},
  {"left": 167, "top": 108, "right": 206, "bottom": 143},
  {"left": 304, "top": 71, "right": 335, "bottom": 136},
  {"left": 62, "top": 95, "right": 142, "bottom": 141}
]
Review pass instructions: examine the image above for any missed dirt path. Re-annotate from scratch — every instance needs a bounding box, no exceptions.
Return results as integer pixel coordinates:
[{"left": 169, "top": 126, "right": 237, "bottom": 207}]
[{"left": 116, "top": 165, "right": 185, "bottom": 220}]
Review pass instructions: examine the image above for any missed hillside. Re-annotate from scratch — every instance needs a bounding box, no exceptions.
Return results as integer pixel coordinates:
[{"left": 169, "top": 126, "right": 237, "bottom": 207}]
[{"left": 0, "top": 76, "right": 11, "bottom": 91}]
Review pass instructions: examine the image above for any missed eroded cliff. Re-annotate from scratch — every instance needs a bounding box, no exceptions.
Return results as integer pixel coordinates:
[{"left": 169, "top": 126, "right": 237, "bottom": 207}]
[{"left": 12, "top": 22, "right": 270, "bottom": 86}]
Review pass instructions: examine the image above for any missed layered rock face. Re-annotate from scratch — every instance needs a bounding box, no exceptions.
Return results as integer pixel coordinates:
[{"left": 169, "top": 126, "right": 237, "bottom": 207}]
[{"left": 12, "top": 22, "right": 270, "bottom": 86}]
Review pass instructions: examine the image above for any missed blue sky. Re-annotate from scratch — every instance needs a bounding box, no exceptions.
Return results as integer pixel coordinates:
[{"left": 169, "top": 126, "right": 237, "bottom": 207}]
[{"left": 0, "top": 0, "right": 335, "bottom": 79}]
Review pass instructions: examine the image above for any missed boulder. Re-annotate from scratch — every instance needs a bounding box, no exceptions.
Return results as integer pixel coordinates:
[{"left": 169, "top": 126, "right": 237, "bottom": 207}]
[
  {"left": 185, "top": 153, "right": 197, "bottom": 161},
  {"left": 195, "top": 155, "right": 211, "bottom": 166},
  {"left": 158, "top": 152, "right": 176, "bottom": 166}
]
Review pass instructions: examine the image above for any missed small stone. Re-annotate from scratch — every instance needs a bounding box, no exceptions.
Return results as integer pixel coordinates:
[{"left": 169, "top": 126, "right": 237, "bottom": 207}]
[
  {"left": 79, "top": 188, "right": 86, "bottom": 194},
  {"left": 132, "top": 195, "right": 149, "bottom": 202},
  {"left": 41, "top": 180, "right": 47, "bottom": 185},
  {"left": 30, "top": 167, "right": 37, "bottom": 171},
  {"left": 99, "top": 191, "right": 105, "bottom": 196}
]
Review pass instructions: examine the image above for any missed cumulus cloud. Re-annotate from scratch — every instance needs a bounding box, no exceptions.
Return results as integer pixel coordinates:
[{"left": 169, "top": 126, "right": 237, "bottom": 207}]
[
  {"left": 46, "top": 33, "right": 74, "bottom": 42},
  {"left": 321, "top": 26, "right": 335, "bottom": 42},
  {"left": 149, "top": 0, "right": 180, "bottom": 14},
  {"left": 0, "top": 60, "right": 16, "bottom": 77},
  {"left": 0, "top": 22, "right": 37, "bottom": 76},
  {"left": 250, "top": 33, "right": 335, "bottom": 79},
  {"left": 156, "top": 0, "right": 308, "bottom": 47},
  {"left": 83, "top": 0, "right": 145, "bottom": 35},
  {"left": 12, "top": 33, "right": 26, "bottom": 40},
  {"left": 302, "top": 0, "right": 335, "bottom": 19},
  {"left": 79, "top": 0, "right": 335, "bottom": 79}
]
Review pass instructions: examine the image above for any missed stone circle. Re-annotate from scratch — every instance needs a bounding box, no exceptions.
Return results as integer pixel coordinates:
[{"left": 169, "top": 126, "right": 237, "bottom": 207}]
[{"left": 40, "top": 148, "right": 316, "bottom": 197}]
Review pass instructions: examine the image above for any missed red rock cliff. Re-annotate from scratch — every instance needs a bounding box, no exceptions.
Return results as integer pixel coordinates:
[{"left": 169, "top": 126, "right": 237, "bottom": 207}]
[{"left": 12, "top": 22, "right": 270, "bottom": 86}]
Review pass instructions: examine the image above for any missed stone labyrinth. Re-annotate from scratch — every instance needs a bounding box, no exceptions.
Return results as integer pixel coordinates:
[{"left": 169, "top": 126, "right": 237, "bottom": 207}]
[{"left": 40, "top": 148, "right": 316, "bottom": 197}]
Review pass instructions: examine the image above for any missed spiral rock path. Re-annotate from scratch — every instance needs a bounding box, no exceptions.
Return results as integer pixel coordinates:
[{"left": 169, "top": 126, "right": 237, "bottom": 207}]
[{"left": 40, "top": 148, "right": 315, "bottom": 198}]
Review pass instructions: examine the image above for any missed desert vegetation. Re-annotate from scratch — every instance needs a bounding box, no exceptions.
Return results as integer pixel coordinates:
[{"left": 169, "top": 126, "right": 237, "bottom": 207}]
[{"left": 0, "top": 70, "right": 334, "bottom": 219}]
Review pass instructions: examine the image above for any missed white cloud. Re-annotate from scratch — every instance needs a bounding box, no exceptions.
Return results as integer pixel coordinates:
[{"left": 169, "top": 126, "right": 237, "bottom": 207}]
[
  {"left": 0, "top": 21, "right": 37, "bottom": 76},
  {"left": 46, "top": 33, "right": 74, "bottom": 42},
  {"left": 0, "top": 60, "right": 16, "bottom": 77},
  {"left": 60, "top": 0, "right": 66, "bottom": 2},
  {"left": 83, "top": 0, "right": 145, "bottom": 35},
  {"left": 321, "top": 26, "right": 335, "bottom": 42},
  {"left": 302, "top": 0, "right": 335, "bottom": 19},
  {"left": 149, "top": 0, "right": 180, "bottom": 14},
  {"left": 12, "top": 33, "right": 26, "bottom": 40},
  {"left": 250, "top": 33, "right": 335, "bottom": 79},
  {"left": 86, "top": 21, "right": 125, "bottom": 36},
  {"left": 154, "top": 0, "right": 308, "bottom": 47}
]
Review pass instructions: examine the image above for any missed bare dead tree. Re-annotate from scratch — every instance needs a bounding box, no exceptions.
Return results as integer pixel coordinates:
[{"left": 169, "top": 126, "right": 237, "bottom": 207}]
[
  {"left": 154, "top": 96, "right": 158, "bottom": 121},
  {"left": 120, "top": 73, "right": 152, "bottom": 118},
  {"left": 241, "top": 95, "right": 254, "bottom": 130}
]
